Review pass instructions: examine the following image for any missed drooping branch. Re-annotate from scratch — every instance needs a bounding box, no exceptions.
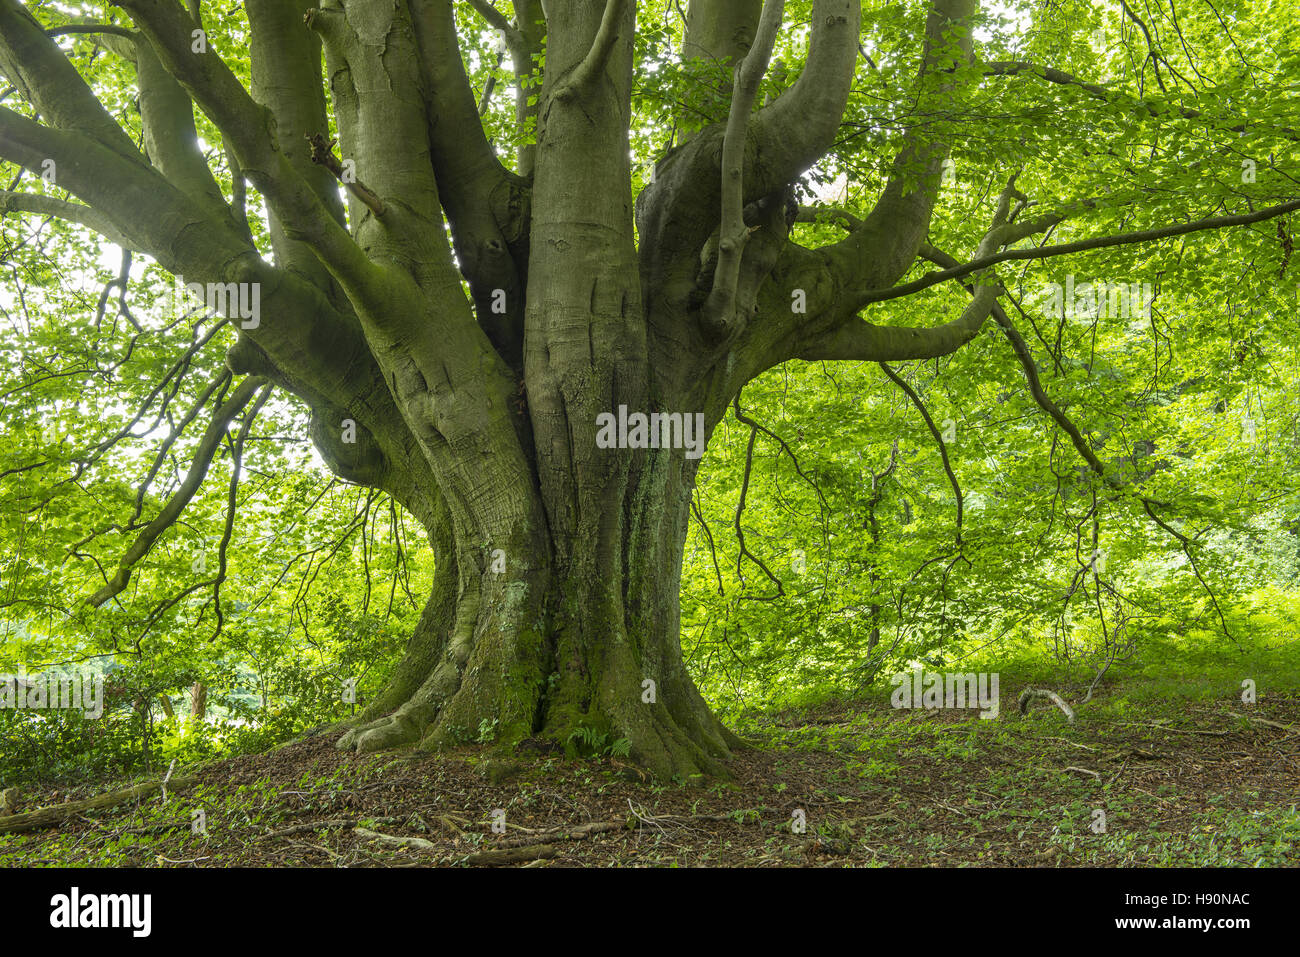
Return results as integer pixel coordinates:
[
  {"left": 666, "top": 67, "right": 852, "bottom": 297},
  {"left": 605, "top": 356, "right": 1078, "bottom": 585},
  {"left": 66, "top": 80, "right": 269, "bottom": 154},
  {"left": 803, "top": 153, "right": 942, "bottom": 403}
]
[
  {"left": 129, "top": 368, "right": 232, "bottom": 525},
  {"left": 86, "top": 376, "right": 268, "bottom": 609},
  {"left": 916, "top": 236, "right": 1238, "bottom": 642},
  {"left": 981, "top": 57, "right": 1263, "bottom": 140},
  {"left": 794, "top": 279, "right": 999, "bottom": 362},
  {"left": 209, "top": 381, "right": 273, "bottom": 641},
  {"left": 731, "top": 395, "right": 784, "bottom": 600},
  {"left": 795, "top": 204, "right": 862, "bottom": 231},
  {"left": 879, "top": 362, "right": 964, "bottom": 547}
]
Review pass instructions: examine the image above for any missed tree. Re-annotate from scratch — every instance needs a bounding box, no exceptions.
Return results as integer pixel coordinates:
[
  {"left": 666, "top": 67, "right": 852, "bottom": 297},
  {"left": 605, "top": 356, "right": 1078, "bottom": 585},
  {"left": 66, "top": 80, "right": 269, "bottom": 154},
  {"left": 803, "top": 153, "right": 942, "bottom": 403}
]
[{"left": 0, "top": 0, "right": 1294, "bottom": 778}]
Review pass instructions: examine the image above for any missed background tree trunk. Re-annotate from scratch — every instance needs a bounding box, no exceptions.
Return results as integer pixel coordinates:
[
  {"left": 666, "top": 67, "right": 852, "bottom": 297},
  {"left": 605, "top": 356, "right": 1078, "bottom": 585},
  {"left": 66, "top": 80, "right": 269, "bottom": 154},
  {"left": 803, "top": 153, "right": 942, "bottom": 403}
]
[{"left": 189, "top": 682, "right": 206, "bottom": 724}]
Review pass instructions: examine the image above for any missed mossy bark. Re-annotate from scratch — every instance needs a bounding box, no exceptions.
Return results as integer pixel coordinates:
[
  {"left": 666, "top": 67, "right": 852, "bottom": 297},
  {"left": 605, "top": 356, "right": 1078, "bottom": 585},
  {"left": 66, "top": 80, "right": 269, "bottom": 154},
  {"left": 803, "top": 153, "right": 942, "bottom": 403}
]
[{"left": 338, "top": 444, "right": 740, "bottom": 781}]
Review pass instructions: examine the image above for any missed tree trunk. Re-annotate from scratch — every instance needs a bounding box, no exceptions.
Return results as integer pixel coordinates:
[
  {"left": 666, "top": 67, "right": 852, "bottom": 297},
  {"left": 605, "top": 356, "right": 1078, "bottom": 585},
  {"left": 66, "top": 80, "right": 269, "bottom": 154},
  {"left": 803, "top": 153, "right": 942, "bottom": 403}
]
[
  {"left": 189, "top": 681, "right": 207, "bottom": 723},
  {"left": 327, "top": 0, "right": 754, "bottom": 780},
  {"left": 338, "top": 438, "right": 742, "bottom": 780}
]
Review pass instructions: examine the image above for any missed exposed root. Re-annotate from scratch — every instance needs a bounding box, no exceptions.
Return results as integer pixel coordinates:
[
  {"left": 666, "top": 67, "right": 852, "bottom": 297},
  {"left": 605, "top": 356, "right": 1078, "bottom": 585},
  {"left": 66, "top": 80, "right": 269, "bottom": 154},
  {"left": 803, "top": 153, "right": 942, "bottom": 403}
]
[{"left": 1018, "top": 688, "right": 1077, "bottom": 723}]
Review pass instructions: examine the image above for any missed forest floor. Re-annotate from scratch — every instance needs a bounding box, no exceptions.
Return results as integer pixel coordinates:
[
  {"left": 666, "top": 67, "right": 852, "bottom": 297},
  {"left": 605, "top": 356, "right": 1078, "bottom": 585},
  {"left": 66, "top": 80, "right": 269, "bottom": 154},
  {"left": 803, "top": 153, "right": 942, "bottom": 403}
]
[{"left": 2, "top": 677, "right": 1297, "bottom": 867}]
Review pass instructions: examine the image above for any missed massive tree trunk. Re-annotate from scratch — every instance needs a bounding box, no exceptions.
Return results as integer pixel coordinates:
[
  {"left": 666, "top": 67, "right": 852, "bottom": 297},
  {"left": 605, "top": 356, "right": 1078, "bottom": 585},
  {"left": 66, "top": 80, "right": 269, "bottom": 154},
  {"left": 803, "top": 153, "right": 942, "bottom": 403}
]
[
  {"left": 338, "top": 443, "right": 740, "bottom": 778},
  {"left": 331, "top": 0, "right": 753, "bottom": 777}
]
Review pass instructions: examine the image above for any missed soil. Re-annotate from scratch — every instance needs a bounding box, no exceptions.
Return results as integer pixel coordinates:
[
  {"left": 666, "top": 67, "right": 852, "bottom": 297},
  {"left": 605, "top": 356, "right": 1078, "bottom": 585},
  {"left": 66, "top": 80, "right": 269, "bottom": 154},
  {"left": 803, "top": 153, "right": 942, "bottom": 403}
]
[{"left": 2, "top": 687, "right": 1296, "bottom": 867}]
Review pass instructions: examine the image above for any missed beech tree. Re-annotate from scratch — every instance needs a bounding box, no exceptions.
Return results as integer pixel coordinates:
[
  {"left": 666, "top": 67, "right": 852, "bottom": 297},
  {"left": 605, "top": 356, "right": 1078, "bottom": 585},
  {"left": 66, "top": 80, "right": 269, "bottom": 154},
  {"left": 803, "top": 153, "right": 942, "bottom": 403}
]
[{"left": 0, "top": 0, "right": 1294, "bottom": 778}]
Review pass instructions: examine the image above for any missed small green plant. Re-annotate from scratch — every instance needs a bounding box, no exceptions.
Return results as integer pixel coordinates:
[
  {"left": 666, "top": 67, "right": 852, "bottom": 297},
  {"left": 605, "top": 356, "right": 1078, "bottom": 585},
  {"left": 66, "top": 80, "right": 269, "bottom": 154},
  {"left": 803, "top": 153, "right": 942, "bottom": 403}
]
[{"left": 565, "top": 725, "right": 631, "bottom": 758}]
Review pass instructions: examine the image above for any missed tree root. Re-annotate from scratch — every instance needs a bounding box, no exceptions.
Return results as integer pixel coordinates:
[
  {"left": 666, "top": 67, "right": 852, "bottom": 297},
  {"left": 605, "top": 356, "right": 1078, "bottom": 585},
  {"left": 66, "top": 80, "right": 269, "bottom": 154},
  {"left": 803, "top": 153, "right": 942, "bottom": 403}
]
[
  {"left": 353, "top": 825, "right": 558, "bottom": 865},
  {"left": 1018, "top": 688, "right": 1076, "bottom": 723}
]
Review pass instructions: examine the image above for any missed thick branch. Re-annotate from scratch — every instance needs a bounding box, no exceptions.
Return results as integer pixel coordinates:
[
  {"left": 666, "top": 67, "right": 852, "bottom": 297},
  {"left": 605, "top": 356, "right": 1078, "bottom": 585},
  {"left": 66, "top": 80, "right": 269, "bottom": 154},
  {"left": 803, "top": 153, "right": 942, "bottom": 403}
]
[
  {"left": 409, "top": 0, "right": 529, "bottom": 367},
  {"left": 703, "top": 0, "right": 785, "bottom": 339},
  {"left": 466, "top": 0, "right": 526, "bottom": 52},
  {"left": 0, "top": 190, "right": 134, "bottom": 248},
  {"left": 115, "top": 0, "right": 379, "bottom": 295},
  {"left": 824, "top": 0, "right": 978, "bottom": 298},
  {"left": 748, "top": 0, "right": 859, "bottom": 193},
  {"left": 637, "top": 0, "right": 858, "bottom": 332},
  {"left": 132, "top": 34, "right": 235, "bottom": 227},
  {"left": 0, "top": 0, "right": 145, "bottom": 162},
  {"left": 245, "top": 0, "right": 347, "bottom": 287}
]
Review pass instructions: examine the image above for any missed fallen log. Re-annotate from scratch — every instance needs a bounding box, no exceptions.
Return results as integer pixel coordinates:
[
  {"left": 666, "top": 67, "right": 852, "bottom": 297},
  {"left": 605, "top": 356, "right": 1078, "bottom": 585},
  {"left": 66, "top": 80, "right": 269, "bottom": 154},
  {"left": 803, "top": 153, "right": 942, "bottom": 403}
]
[
  {"left": 459, "top": 844, "right": 558, "bottom": 865},
  {"left": 0, "top": 776, "right": 196, "bottom": 835}
]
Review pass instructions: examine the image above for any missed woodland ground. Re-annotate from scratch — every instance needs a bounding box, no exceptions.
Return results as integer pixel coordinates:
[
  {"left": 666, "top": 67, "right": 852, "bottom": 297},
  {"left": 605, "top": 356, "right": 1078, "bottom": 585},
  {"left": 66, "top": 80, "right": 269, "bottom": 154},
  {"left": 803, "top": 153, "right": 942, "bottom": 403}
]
[{"left": 2, "top": 654, "right": 1297, "bottom": 868}]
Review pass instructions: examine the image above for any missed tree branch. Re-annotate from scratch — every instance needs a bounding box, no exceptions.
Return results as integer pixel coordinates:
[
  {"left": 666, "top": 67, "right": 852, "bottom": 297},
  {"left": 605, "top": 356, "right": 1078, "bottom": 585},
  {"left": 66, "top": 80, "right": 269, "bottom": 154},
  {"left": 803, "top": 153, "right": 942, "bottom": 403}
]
[
  {"left": 209, "top": 381, "right": 272, "bottom": 641},
  {"left": 0, "top": 0, "right": 145, "bottom": 163},
  {"left": 0, "top": 190, "right": 135, "bottom": 248},
  {"left": 307, "top": 133, "right": 385, "bottom": 218},
  {"left": 703, "top": 0, "right": 785, "bottom": 340},
  {"left": 982, "top": 60, "right": 1300, "bottom": 141},
  {"left": 554, "top": 0, "right": 628, "bottom": 99},
  {"left": 465, "top": 0, "right": 526, "bottom": 52},
  {"left": 856, "top": 198, "right": 1300, "bottom": 307},
  {"left": 114, "top": 0, "right": 379, "bottom": 294},
  {"left": 45, "top": 23, "right": 137, "bottom": 40},
  {"left": 86, "top": 376, "right": 268, "bottom": 609},
  {"left": 822, "top": 0, "right": 978, "bottom": 299},
  {"left": 879, "top": 362, "right": 964, "bottom": 547}
]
